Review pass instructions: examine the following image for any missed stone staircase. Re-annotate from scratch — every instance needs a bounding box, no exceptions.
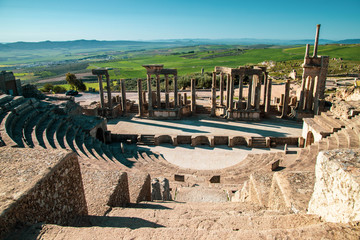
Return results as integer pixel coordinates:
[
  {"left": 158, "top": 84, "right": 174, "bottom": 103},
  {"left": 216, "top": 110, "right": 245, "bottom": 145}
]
[
  {"left": 251, "top": 137, "right": 267, "bottom": 148},
  {"left": 137, "top": 134, "right": 155, "bottom": 145},
  {"left": 12, "top": 201, "right": 360, "bottom": 239}
]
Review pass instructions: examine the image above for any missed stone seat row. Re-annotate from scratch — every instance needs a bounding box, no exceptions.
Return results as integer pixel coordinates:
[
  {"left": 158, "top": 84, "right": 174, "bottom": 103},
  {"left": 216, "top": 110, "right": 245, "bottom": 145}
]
[{"left": 0, "top": 95, "right": 133, "bottom": 168}]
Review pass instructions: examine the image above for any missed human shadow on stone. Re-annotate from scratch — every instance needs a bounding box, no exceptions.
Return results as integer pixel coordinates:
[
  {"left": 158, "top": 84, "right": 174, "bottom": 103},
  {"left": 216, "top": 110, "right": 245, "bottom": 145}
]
[
  {"left": 75, "top": 215, "right": 165, "bottom": 229},
  {"left": 126, "top": 203, "right": 172, "bottom": 210}
]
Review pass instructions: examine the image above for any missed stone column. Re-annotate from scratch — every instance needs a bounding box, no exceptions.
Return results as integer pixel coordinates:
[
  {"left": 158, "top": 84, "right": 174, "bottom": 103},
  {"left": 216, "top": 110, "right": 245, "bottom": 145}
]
[
  {"left": 265, "top": 77, "right": 272, "bottom": 113},
  {"left": 183, "top": 93, "right": 187, "bottom": 105},
  {"left": 281, "top": 79, "right": 290, "bottom": 118},
  {"left": 255, "top": 75, "right": 261, "bottom": 111},
  {"left": 97, "top": 74, "right": 105, "bottom": 109},
  {"left": 165, "top": 74, "right": 169, "bottom": 108},
  {"left": 211, "top": 71, "right": 217, "bottom": 116},
  {"left": 191, "top": 78, "right": 196, "bottom": 113},
  {"left": 120, "top": 79, "right": 126, "bottom": 113},
  {"left": 246, "top": 76, "right": 253, "bottom": 110},
  {"left": 238, "top": 75, "right": 244, "bottom": 109},
  {"left": 313, "top": 24, "right": 320, "bottom": 57},
  {"left": 306, "top": 76, "right": 315, "bottom": 111},
  {"left": 174, "top": 74, "right": 178, "bottom": 108},
  {"left": 156, "top": 74, "right": 161, "bottom": 108},
  {"left": 229, "top": 74, "right": 234, "bottom": 112},
  {"left": 142, "top": 91, "right": 147, "bottom": 104},
  {"left": 137, "top": 79, "right": 143, "bottom": 117},
  {"left": 220, "top": 72, "right": 224, "bottom": 106},
  {"left": 298, "top": 74, "right": 307, "bottom": 111},
  {"left": 105, "top": 73, "right": 112, "bottom": 109},
  {"left": 147, "top": 74, "right": 153, "bottom": 117},
  {"left": 303, "top": 76, "right": 311, "bottom": 111},
  {"left": 178, "top": 93, "right": 182, "bottom": 106},
  {"left": 226, "top": 74, "right": 230, "bottom": 109},
  {"left": 313, "top": 76, "right": 320, "bottom": 115},
  {"left": 263, "top": 72, "right": 268, "bottom": 106}
]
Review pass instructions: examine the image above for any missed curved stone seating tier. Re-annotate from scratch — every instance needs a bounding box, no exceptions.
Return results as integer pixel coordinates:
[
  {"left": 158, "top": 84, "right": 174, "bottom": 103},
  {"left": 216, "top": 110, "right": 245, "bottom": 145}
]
[
  {"left": 65, "top": 125, "right": 77, "bottom": 153},
  {"left": 43, "top": 116, "right": 58, "bottom": 149},
  {"left": 12, "top": 107, "right": 39, "bottom": 147},
  {"left": 23, "top": 110, "right": 46, "bottom": 148},
  {"left": 56, "top": 121, "right": 70, "bottom": 149},
  {"left": 46, "top": 117, "right": 65, "bottom": 149},
  {"left": 74, "top": 129, "right": 88, "bottom": 158},
  {"left": 35, "top": 112, "right": 55, "bottom": 148}
]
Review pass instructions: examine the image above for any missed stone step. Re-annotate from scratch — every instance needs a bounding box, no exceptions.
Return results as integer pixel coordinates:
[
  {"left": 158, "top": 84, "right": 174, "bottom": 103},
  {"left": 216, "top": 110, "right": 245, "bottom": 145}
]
[
  {"left": 45, "top": 117, "right": 63, "bottom": 149},
  {"left": 34, "top": 112, "right": 55, "bottom": 148},
  {"left": 12, "top": 106, "right": 38, "bottom": 147},
  {"left": 55, "top": 121, "right": 69, "bottom": 149},
  {"left": 24, "top": 110, "right": 45, "bottom": 148},
  {"left": 344, "top": 128, "right": 360, "bottom": 149}
]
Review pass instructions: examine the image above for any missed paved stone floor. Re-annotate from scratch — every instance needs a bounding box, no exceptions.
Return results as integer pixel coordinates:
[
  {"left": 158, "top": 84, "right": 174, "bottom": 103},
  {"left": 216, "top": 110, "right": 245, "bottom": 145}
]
[
  {"left": 108, "top": 115, "right": 302, "bottom": 137},
  {"left": 138, "top": 144, "right": 288, "bottom": 170}
]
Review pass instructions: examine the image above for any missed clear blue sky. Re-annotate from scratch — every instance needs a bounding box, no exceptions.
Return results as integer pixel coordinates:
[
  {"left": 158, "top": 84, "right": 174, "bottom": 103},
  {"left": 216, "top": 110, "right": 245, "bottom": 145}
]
[{"left": 1, "top": 0, "right": 359, "bottom": 42}]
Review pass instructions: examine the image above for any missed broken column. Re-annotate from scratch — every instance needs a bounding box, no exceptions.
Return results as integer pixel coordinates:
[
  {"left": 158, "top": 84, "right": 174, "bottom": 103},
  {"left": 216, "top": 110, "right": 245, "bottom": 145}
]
[
  {"left": 137, "top": 79, "right": 143, "bottom": 117},
  {"left": 228, "top": 74, "right": 234, "bottom": 112},
  {"left": 120, "top": 79, "right": 126, "bottom": 113},
  {"left": 313, "top": 24, "right": 320, "bottom": 57},
  {"left": 281, "top": 79, "right": 290, "bottom": 118},
  {"left": 191, "top": 78, "right": 196, "bottom": 113},
  {"left": 98, "top": 74, "right": 105, "bottom": 109},
  {"left": 183, "top": 93, "right": 187, "bottom": 105}
]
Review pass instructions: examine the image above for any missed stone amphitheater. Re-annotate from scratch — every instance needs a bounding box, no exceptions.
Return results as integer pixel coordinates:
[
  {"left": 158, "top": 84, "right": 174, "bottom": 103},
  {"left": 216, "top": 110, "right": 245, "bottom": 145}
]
[{"left": 1, "top": 26, "right": 360, "bottom": 239}]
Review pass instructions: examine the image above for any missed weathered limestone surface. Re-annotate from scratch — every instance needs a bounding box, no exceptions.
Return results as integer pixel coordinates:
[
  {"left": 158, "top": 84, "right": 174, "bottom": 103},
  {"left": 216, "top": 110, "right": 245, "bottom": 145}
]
[
  {"left": 0, "top": 147, "right": 87, "bottom": 239},
  {"left": 81, "top": 169, "right": 129, "bottom": 215},
  {"left": 268, "top": 171, "right": 315, "bottom": 213},
  {"left": 308, "top": 149, "right": 360, "bottom": 223},
  {"left": 128, "top": 172, "right": 151, "bottom": 203}
]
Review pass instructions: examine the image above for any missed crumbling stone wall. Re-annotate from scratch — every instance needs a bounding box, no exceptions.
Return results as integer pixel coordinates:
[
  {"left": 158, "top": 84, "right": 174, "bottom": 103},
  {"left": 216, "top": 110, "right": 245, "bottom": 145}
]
[
  {"left": 308, "top": 149, "right": 360, "bottom": 223},
  {"left": 0, "top": 148, "right": 87, "bottom": 239}
]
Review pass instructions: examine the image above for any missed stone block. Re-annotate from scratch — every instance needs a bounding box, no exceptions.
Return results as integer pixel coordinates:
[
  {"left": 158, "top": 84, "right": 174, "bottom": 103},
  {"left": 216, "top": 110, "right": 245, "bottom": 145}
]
[{"left": 308, "top": 149, "right": 360, "bottom": 223}]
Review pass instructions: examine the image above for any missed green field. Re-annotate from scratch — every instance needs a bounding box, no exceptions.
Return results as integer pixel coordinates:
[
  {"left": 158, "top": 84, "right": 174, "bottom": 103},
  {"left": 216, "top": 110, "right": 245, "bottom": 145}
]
[
  {"left": 88, "top": 44, "right": 360, "bottom": 80},
  {"left": 4, "top": 43, "right": 360, "bottom": 91}
]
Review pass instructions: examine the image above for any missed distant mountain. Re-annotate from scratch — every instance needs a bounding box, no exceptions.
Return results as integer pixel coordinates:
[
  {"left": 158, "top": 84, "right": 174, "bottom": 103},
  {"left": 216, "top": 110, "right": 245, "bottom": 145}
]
[
  {"left": 0, "top": 38, "right": 358, "bottom": 52},
  {"left": 335, "top": 39, "right": 360, "bottom": 44}
]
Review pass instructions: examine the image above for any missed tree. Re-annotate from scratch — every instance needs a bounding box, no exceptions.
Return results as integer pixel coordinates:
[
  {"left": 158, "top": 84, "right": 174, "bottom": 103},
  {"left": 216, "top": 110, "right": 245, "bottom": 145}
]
[
  {"left": 42, "top": 83, "right": 54, "bottom": 92},
  {"left": 65, "top": 72, "right": 86, "bottom": 91}
]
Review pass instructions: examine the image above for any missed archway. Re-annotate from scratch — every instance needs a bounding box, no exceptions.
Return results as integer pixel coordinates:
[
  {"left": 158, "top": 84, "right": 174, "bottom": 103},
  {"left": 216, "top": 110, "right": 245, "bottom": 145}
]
[
  {"left": 306, "top": 131, "right": 314, "bottom": 147},
  {"left": 96, "top": 128, "right": 105, "bottom": 143}
]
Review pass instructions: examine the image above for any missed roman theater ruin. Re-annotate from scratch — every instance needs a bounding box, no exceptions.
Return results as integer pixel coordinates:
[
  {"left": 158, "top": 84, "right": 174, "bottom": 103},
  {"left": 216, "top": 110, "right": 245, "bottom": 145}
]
[{"left": 1, "top": 24, "right": 360, "bottom": 239}]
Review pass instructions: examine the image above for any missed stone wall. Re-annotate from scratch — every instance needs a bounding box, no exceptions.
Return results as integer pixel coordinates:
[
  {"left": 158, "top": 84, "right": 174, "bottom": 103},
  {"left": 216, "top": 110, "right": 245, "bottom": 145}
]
[
  {"left": 81, "top": 169, "right": 129, "bottom": 215},
  {"left": 308, "top": 149, "right": 360, "bottom": 223},
  {"left": 0, "top": 148, "right": 87, "bottom": 239}
]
